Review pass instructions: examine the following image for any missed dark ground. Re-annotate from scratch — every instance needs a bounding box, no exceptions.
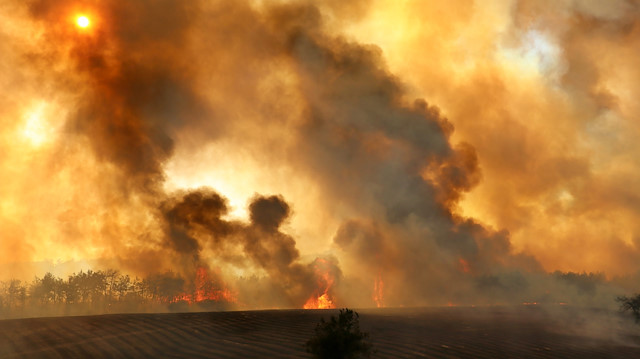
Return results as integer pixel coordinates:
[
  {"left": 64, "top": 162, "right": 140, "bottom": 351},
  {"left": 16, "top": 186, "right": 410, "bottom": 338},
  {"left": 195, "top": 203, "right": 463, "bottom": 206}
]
[{"left": 1, "top": 306, "right": 639, "bottom": 358}]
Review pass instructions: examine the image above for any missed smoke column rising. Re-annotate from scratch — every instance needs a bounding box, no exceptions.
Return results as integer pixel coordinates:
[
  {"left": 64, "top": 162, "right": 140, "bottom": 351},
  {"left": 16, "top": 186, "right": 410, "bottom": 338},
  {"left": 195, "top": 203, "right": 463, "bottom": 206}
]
[{"left": 0, "top": 0, "right": 638, "bottom": 308}]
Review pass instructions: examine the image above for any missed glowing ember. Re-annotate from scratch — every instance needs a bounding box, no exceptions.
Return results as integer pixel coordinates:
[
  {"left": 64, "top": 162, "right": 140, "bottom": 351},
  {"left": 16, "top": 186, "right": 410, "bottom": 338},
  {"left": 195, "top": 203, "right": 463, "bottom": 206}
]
[
  {"left": 303, "top": 258, "right": 337, "bottom": 309},
  {"left": 522, "top": 302, "right": 539, "bottom": 306},
  {"left": 373, "top": 275, "right": 384, "bottom": 308},
  {"left": 458, "top": 258, "right": 470, "bottom": 273}
]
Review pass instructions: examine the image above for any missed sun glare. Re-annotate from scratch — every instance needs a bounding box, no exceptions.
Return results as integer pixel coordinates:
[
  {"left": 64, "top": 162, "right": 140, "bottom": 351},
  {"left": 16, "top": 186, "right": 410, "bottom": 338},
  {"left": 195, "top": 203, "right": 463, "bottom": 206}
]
[
  {"left": 22, "top": 105, "right": 48, "bottom": 146},
  {"left": 76, "top": 15, "right": 90, "bottom": 28},
  {"left": 21, "top": 102, "right": 62, "bottom": 147}
]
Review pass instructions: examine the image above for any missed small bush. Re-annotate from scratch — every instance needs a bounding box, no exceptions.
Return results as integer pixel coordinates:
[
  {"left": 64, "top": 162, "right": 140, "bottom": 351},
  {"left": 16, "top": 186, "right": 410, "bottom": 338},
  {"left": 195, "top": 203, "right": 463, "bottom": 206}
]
[
  {"left": 617, "top": 294, "right": 640, "bottom": 323},
  {"left": 306, "top": 308, "right": 373, "bottom": 359}
]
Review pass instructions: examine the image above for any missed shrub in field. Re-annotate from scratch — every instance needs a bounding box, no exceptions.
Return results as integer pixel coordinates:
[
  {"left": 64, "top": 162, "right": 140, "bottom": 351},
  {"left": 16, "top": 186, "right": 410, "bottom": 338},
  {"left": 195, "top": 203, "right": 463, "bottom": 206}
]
[
  {"left": 306, "top": 308, "right": 373, "bottom": 359},
  {"left": 617, "top": 294, "right": 640, "bottom": 323}
]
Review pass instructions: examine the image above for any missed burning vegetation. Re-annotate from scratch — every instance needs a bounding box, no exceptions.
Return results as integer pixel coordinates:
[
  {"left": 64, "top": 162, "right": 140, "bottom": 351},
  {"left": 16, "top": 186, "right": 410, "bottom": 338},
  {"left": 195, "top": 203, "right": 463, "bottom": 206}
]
[
  {"left": 372, "top": 275, "right": 384, "bottom": 308},
  {"left": 2, "top": 0, "right": 640, "bottom": 316},
  {"left": 158, "top": 267, "right": 236, "bottom": 305},
  {"left": 0, "top": 268, "right": 237, "bottom": 318},
  {"left": 303, "top": 258, "right": 339, "bottom": 310}
]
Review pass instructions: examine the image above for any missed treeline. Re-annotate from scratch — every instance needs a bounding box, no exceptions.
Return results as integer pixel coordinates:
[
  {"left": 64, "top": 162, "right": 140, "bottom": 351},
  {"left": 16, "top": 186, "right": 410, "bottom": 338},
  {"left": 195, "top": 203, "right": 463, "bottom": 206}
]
[{"left": 0, "top": 269, "right": 233, "bottom": 319}]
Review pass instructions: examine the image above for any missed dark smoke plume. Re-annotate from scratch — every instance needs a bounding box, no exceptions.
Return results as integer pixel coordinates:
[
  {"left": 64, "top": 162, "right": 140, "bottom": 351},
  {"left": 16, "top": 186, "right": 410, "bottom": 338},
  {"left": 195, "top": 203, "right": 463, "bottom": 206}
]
[
  {"left": 161, "top": 189, "right": 317, "bottom": 306},
  {"left": 20, "top": 0, "right": 535, "bottom": 307},
  {"left": 6, "top": 0, "right": 632, "bottom": 310},
  {"left": 268, "top": 3, "right": 544, "bottom": 305},
  {"left": 249, "top": 195, "right": 291, "bottom": 233}
]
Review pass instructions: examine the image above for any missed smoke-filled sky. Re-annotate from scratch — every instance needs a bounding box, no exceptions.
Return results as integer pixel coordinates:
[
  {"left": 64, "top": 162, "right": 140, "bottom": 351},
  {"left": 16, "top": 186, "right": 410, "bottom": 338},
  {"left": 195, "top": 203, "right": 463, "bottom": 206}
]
[{"left": 1, "top": 0, "right": 639, "bottom": 308}]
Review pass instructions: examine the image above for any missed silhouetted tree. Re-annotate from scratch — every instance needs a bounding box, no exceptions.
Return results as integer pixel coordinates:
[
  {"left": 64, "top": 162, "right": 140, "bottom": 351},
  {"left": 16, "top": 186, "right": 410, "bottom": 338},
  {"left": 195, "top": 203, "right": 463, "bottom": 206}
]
[
  {"left": 67, "top": 270, "right": 108, "bottom": 306},
  {"left": 6, "top": 280, "right": 26, "bottom": 308},
  {"left": 104, "top": 269, "right": 119, "bottom": 301},
  {"left": 146, "top": 272, "right": 186, "bottom": 302},
  {"left": 63, "top": 275, "right": 80, "bottom": 304},
  {"left": 617, "top": 294, "right": 640, "bottom": 323},
  {"left": 0, "top": 267, "right": 237, "bottom": 318},
  {"left": 306, "top": 308, "right": 373, "bottom": 359},
  {"left": 1, "top": 280, "right": 26, "bottom": 311},
  {"left": 133, "top": 276, "right": 150, "bottom": 300},
  {"left": 113, "top": 274, "right": 132, "bottom": 301},
  {"left": 30, "top": 272, "right": 64, "bottom": 304}
]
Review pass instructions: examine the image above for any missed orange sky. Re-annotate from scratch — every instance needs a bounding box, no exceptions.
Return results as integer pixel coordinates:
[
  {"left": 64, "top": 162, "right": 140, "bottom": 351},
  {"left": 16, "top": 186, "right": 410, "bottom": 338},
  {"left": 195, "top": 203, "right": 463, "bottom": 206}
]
[
  {"left": 341, "top": 0, "right": 640, "bottom": 277},
  {"left": 1, "top": 0, "right": 639, "bottom": 307}
]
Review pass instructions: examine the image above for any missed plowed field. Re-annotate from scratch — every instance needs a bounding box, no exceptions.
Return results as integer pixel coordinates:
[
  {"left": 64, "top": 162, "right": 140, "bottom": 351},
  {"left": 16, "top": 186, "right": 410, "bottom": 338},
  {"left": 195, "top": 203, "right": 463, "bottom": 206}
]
[{"left": 1, "top": 306, "right": 639, "bottom": 358}]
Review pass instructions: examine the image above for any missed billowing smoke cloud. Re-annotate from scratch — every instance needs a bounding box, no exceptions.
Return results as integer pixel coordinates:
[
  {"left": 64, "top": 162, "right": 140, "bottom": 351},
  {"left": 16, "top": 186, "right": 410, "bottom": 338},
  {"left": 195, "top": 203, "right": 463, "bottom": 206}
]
[
  {"left": 29, "top": 0, "right": 206, "bottom": 192},
  {"left": 272, "top": 8, "right": 544, "bottom": 305},
  {"left": 0, "top": 0, "right": 637, "bottom": 310},
  {"left": 341, "top": 0, "right": 640, "bottom": 278},
  {"left": 161, "top": 190, "right": 317, "bottom": 307}
]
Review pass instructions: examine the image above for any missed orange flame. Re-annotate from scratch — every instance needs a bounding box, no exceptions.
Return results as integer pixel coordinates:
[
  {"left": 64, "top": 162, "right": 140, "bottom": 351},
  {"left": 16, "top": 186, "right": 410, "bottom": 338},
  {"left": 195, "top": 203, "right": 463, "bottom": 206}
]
[
  {"left": 304, "top": 293, "right": 335, "bottom": 309},
  {"left": 373, "top": 275, "right": 384, "bottom": 308},
  {"left": 303, "top": 258, "right": 336, "bottom": 309},
  {"left": 170, "top": 267, "right": 237, "bottom": 304}
]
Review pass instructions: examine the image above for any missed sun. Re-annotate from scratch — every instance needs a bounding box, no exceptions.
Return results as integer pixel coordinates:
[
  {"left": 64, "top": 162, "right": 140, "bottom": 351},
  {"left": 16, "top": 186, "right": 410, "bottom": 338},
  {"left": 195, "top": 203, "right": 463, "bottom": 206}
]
[{"left": 76, "top": 15, "right": 90, "bottom": 28}]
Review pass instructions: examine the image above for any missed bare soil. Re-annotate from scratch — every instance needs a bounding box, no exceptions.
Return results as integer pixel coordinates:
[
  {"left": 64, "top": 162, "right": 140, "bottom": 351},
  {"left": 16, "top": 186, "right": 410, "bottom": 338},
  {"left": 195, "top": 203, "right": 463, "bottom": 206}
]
[{"left": 1, "top": 306, "right": 639, "bottom": 358}]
